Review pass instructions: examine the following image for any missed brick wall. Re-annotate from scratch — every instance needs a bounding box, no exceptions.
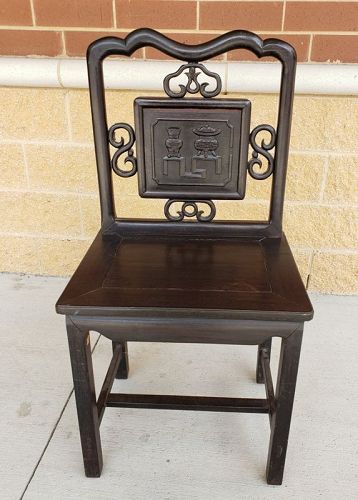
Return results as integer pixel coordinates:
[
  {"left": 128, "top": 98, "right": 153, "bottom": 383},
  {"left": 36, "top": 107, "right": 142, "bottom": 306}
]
[
  {"left": 0, "top": 1, "right": 357, "bottom": 293},
  {"left": 0, "top": 0, "right": 357, "bottom": 62}
]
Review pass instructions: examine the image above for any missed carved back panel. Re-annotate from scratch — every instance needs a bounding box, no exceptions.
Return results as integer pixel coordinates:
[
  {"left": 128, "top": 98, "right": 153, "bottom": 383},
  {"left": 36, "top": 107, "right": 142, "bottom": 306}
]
[{"left": 87, "top": 29, "right": 296, "bottom": 237}]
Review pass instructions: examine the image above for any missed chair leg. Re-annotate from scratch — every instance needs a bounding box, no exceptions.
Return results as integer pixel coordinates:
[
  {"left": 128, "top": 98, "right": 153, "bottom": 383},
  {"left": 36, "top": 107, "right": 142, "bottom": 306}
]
[
  {"left": 256, "top": 338, "right": 272, "bottom": 383},
  {"left": 266, "top": 326, "right": 303, "bottom": 485},
  {"left": 66, "top": 318, "right": 103, "bottom": 477},
  {"left": 112, "top": 341, "right": 129, "bottom": 379}
]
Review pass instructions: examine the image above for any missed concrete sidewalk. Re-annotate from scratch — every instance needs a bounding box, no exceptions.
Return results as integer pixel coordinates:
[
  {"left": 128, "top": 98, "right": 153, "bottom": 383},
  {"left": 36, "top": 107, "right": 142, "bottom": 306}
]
[{"left": 1, "top": 273, "right": 357, "bottom": 499}]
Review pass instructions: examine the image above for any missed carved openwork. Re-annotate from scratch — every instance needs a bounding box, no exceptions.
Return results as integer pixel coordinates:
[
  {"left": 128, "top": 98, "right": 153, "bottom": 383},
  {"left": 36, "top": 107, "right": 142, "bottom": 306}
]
[
  {"left": 87, "top": 29, "right": 296, "bottom": 233},
  {"left": 248, "top": 124, "right": 276, "bottom": 180},
  {"left": 164, "top": 199, "right": 216, "bottom": 222},
  {"left": 134, "top": 98, "right": 251, "bottom": 200},
  {"left": 108, "top": 123, "right": 137, "bottom": 177},
  {"left": 163, "top": 63, "right": 222, "bottom": 98}
]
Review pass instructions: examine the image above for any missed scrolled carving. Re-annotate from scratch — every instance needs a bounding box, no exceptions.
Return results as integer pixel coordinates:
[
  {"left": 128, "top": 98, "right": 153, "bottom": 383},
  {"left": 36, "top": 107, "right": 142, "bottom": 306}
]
[
  {"left": 108, "top": 123, "right": 137, "bottom": 177},
  {"left": 248, "top": 124, "right": 276, "bottom": 180},
  {"left": 163, "top": 63, "right": 222, "bottom": 98},
  {"left": 164, "top": 199, "right": 216, "bottom": 222}
]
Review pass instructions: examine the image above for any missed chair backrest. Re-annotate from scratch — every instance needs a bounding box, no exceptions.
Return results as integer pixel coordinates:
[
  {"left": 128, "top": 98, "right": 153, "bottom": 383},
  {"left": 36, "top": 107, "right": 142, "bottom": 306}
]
[{"left": 87, "top": 29, "right": 296, "bottom": 239}]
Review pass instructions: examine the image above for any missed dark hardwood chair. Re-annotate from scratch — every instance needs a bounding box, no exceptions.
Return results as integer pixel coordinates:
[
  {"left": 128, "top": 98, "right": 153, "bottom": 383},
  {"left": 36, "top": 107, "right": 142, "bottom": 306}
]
[{"left": 56, "top": 29, "right": 313, "bottom": 485}]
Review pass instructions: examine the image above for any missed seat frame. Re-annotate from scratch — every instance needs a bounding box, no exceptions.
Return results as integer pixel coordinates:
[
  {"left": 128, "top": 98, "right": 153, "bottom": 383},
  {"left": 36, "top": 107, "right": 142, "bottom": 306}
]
[{"left": 57, "top": 29, "right": 313, "bottom": 485}]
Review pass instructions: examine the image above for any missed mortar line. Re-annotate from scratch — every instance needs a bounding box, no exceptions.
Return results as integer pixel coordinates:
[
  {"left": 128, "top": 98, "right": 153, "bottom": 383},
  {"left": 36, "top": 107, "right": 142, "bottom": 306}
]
[
  {"left": 64, "top": 91, "right": 74, "bottom": 141},
  {"left": 0, "top": 25, "right": 357, "bottom": 35},
  {"left": 281, "top": 0, "right": 287, "bottom": 31},
  {"left": 0, "top": 230, "right": 93, "bottom": 240},
  {"left": 0, "top": 184, "right": 357, "bottom": 208},
  {"left": 0, "top": 187, "right": 98, "bottom": 197},
  {"left": 78, "top": 196, "right": 85, "bottom": 237},
  {"left": 0, "top": 139, "right": 93, "bottom": 147},
  {"left": 308, "top": 34, "right": 313, "bottom": 62},
  {"left": 318, "top": 156, "right": 330, "bottom": 202},
  {"left": 20, "top": 143, "right": 31, "bottom": 189},
  {"left": 20, "top": 334, "right": 101, "bottom": 499},
  {"left": 56, "top": 58, "right": 63, "bottom": 87},
  {"left": 29, "top": 0, "right": 36, "bottom": 26},
  {"left": 289, "top": 246, "right": 358, "bottom": 255},
  {"left": 61, "top": 31, "right": 67, "bottom": 57},
  {"left": 112, "top": 0, "right": 117, "bottom": 29},
  {"left": 306, "top": 249, "right": 315, "bottom": 289},
  {"left": 2, "top": 139, "right": 358, "bottom": 158},
  {"left": 308, "top": 248, "right": 314, "bottom": 275}
]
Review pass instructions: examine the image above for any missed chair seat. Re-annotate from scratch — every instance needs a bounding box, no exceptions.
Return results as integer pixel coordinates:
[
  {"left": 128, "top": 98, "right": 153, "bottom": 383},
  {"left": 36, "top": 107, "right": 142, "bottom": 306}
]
[{"left": 56, "top": 231, "right": 313, "bottom": 322}]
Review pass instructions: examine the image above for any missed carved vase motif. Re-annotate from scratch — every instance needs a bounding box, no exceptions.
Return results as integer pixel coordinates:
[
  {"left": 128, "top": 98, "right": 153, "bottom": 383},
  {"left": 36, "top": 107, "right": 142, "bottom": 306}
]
[{"left": 165, "top": 127, "right": 183, "bottom": 157}]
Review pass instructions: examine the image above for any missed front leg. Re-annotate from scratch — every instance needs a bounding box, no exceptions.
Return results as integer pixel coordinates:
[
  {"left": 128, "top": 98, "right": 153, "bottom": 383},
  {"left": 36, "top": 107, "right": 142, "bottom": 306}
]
[
  {"left": 266, "top": 326, "right": 303, "bottom": 485},
  {"left": 66, "top": 317, "right": 103, "bottom": 477}
]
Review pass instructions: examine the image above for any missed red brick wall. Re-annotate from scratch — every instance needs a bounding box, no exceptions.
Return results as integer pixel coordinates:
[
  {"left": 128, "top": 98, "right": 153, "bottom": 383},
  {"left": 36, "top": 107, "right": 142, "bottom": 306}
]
[{"left": 0, "top": 0, "right": 357, "bottom": 62}]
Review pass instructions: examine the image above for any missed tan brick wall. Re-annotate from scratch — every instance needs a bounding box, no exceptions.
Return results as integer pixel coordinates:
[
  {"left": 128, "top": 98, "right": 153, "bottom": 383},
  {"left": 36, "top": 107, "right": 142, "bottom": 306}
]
[
  {"left": 0, "top": 87, "right": 357, "bottom": 294},
  {"left": 0, "top": 1, "right": 357, "bottom": 292},
  {"left": 0, "top": 0, "right": 357, "bottom": 62}
]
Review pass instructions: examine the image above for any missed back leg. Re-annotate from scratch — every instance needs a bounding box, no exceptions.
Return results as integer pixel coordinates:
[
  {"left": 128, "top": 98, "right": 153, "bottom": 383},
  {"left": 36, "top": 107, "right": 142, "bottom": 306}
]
[
  {"left": 256, "top": 338, "right": 272, "bottom": 383},
  {"left": 112, "top": 341, "right": 129, "bottom": 379}
]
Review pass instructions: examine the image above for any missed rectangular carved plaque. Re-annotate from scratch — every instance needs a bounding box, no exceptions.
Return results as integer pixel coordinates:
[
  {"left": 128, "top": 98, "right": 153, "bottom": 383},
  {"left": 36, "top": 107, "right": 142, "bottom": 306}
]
[{"left": 134, "top": 98, "right": 251, "bottom": 199}]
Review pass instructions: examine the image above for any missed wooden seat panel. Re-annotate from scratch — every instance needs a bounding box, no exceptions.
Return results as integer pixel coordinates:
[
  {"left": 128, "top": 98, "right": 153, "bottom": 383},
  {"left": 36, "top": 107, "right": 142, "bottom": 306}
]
[
  {"left": 56, "top": 232, "right": 313, "bottom": 321},
  {"left": 103, "top": 238, "right": 271, "bottom": 292}
]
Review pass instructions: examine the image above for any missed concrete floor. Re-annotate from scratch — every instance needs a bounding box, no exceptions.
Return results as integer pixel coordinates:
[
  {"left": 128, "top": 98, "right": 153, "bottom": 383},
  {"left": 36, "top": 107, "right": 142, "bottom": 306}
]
[{"left": 1, "top": 273, "right": 357, "bottom": 500}]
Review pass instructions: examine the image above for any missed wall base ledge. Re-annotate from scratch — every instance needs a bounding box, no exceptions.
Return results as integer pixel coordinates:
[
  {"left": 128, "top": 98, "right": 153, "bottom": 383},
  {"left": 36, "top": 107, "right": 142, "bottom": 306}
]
[{"left": 0, "top": 57, "right": 357, "bottom": 95}]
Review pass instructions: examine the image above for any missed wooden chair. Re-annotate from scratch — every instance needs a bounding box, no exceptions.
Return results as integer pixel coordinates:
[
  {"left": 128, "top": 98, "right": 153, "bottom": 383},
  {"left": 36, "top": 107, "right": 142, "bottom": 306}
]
[{"left": 56, "top": 29, "right": 313, "bottom": 485}]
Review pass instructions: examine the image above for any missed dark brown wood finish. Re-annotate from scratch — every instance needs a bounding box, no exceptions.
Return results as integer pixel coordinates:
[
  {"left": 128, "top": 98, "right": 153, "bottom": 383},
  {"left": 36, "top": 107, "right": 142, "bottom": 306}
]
[
  {"left": 134, "top": 98, "right": 251, "bottom": 200},
  {"left": 112, "top": 341, "right": 129, "bottom": 379},
  {"left": 106, "top": 394, "right": 270, "bottom": 413},
  {"left": 87, "top": 28, "right": 296, "bottom": 236},
  {"left": 57, "top": 233, "right": 312, "bottom": 321},
  {"left": 266, "top": 326, "right": 303, "bottom": 484},
  {"left": 97, "top": 344, "right": 122, "bottom": 424},
  {"left": 257, "top": 338, "right": 272, "bottom": 384},
  {"left": 66, "top": 318, "right": 102, "bottom": 477},
  {"left": 56, "top": 29, "right": 314, "bottom": 485}
]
